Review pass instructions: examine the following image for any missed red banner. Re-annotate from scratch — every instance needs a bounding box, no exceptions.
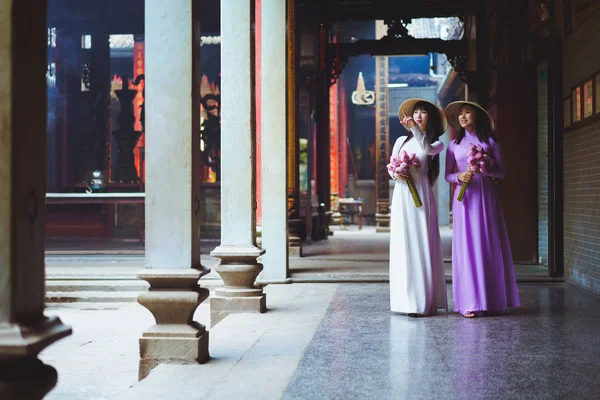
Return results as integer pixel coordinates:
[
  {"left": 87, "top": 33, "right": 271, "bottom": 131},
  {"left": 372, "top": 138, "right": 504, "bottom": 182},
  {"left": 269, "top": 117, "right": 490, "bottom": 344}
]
[
  {"left": 329, "top": 83, "right": 339, "bottom": 196},
  {"left": 339, "top": 78, "right": 348, "bottom": 198},
  {"left": 133, "top": 39, "right": 145, "bottom": 181}
]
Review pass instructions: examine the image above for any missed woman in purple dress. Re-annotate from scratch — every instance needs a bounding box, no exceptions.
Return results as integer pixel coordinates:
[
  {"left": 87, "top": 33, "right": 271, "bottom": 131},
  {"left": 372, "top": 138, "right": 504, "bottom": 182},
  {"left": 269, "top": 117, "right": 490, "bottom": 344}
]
[{"left": 444, "top": 101, "right": 520, "bottom": 318}]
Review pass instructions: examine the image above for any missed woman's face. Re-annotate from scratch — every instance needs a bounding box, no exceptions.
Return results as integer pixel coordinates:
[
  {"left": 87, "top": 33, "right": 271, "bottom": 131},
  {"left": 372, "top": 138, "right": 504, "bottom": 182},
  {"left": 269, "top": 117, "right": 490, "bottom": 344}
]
[
  {"left": 413, "top": 107, "right": 429, "bottom": 131},
  {"left": 458, "top": 105, "right": 476, "bottom": 132}
]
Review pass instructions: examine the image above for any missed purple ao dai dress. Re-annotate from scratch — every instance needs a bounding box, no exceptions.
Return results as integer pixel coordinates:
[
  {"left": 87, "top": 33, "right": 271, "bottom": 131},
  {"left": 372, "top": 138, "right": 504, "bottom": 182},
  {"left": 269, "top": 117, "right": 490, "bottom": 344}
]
[{"left": 445, "top": 130, "right": 520, "bottom": 314}]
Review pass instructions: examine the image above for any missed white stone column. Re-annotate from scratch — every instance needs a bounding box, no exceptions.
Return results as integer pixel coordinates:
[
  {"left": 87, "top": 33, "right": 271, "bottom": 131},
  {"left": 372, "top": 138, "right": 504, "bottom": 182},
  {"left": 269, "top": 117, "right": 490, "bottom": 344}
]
[
  {"left": 260, "top": 0, "right": 289, "bottom": 282},
  {"left": 137, "top": 0, "right": 209, "bottom": 380},
  {"left": 374, "top": 22, "right": 391, "bottom": 232},
  {"left": 211, "top": 0, "right": 266, "bottom": 326},
  {"left": 0, "top": 2, "right": 71, "bottom": 399},
  {"left": 436, "top": 131, "right": 451, "bottom": 226}
]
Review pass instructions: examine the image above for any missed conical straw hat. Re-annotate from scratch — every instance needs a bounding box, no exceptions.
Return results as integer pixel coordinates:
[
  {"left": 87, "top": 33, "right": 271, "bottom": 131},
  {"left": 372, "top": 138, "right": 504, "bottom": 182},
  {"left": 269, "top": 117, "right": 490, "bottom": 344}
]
[
  {"left": 444, "top": 101, "right": 495, "bottom": 132},
  {"left": 398, "top": 98, "right": 448, "bottom": 133}
]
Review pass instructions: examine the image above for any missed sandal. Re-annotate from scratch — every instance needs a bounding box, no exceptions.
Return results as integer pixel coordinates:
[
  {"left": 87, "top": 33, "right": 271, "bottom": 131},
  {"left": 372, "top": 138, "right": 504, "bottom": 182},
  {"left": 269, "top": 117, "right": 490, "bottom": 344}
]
[{"left": 463, "top": 311, "right": 483, "bottom": 318}]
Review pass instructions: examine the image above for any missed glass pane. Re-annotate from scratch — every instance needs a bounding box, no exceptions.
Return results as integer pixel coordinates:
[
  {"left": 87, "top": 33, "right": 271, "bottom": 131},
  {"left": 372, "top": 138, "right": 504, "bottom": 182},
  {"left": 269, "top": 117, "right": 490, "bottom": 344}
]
[
  {"left": 81, "top": 34, "right": 92, "bottom": 49},
  {"left": 48, "top": 27, "right": 56, "bottom": 48},
  {"left": 584, "top": 80, "right": 593, "bottom": 118},
  {"left": 46, "top": 16, "right": 146, "bottom": 251},
  {"left": 596, "top": 75, "right": 600, "bottom": 114},
  {"left": 573, "top": 87, "right": 581, "bottom": 122},
  {"left": 564, "top": 98, "right": 571, "bottom": 128},
  {"left": 298, "top": 91, "right": 311, "bottom": 195}
]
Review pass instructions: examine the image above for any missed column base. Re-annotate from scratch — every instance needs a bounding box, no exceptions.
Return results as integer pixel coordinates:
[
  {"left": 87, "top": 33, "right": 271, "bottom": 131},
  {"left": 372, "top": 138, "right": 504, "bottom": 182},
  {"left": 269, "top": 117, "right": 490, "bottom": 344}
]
[
  {"left": 139, "top": 325, "right": 209, "bottom": 380},
  {"left": 0, "top": 357, "right": 59, "bottom": 400},
  {"left": 211, "top": 293, "right": 266, "bottom": 327},
  {"left": 0, "top": 317, "right": 71, "bottom": 400},
  {"left": 289, "top": 244, "right": 303, "bottom": 257},
  {"left": 289, "top": 234, "right": 303, "bottom": 257},
  {"left": 0, "top": 316, "right": 72, "bottom": 359},
  {"left": 137, "top": 268, "right": 210, "bottom": 380},
  {"left": 289, "top": 218, "right": 304, "bottom": 257},
  {"left": 375, "top": 211, "right": 391, "bottom": 233},
  {"left": 210, "top": 245, "right": 267, "bottom": 326}
]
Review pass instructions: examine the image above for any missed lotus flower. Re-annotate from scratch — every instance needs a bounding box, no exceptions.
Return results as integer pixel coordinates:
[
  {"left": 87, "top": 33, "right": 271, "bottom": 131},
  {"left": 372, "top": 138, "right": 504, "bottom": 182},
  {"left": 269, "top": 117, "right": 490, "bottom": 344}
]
[
  {"left": 388, "top": 155, "right": 402, "bottom": 172},
  {"left": 387, "top": 150, "right": 422, "bottom": 207},
  {"left": 399, "top": 150, "right": 408, "bottom": 161},
  {"left": 458, "top": 143, "right": 495, "bottom": 202}
]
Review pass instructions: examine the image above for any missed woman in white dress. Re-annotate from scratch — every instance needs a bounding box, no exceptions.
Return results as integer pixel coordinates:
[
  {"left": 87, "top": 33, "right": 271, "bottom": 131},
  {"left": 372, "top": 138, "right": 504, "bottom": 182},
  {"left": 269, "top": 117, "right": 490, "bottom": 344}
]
[{"left": 389, "top": 99, "right": 448, "bottom": 316}]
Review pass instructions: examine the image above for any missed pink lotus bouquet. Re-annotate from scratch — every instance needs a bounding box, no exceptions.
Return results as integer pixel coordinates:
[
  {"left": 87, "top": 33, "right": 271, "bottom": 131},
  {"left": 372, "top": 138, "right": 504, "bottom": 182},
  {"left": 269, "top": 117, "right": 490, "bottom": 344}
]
[
  {"left": 387, "top": 150, "right": 422, "bottom": 207},
  {"left": 457, "top": 143, "right": 495, "bottom": 201}
]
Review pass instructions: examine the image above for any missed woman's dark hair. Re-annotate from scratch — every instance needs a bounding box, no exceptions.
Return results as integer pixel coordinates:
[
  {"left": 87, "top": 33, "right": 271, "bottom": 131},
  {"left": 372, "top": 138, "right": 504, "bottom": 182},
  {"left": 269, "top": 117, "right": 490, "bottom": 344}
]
[
  {"left": 455, "top": 105, "right": 493, "bottom": 145},
  {"left": 400, "top": 101, "right": 443, "bottom": 185}
]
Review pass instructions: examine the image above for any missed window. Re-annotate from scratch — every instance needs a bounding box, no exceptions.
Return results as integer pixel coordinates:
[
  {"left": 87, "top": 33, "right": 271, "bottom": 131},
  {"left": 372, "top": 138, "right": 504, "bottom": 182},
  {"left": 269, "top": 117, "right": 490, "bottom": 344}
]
[
  {"left": 584, "top": 80, "right": 593, "bottom": 118},
  {"left": 573, "top": 87, "right": 581, "bottom": 123},
  {"left": 564, "top": 98, "right": 571, "bottom": 128},
  {"left": 596, "top": 74, "right": 600, "bottom": 114},
  {"left": 81, "top": 35, "right": 92, "bottom": 49},
  {"left": 566, "top": 71, "right": 600, "bottom": 129},
  {"left": 46, "top": 62, "right": 56, "bottom": 87},
  {"left": 48, "top": 27, "right": 56, "bottom": 48}
]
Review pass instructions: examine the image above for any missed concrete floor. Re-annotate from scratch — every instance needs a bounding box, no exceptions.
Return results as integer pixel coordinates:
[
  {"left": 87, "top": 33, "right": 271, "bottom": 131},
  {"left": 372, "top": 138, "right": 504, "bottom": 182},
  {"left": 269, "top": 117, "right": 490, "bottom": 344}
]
[
  {"left": 283, "top": 283, "right": 600, "bottom": 400},
  {"left": 41, "top": 282, "right": 600, "bottom": 399},
  {"left": 40, "top": 226, "right": 571, "bottom": 399}
]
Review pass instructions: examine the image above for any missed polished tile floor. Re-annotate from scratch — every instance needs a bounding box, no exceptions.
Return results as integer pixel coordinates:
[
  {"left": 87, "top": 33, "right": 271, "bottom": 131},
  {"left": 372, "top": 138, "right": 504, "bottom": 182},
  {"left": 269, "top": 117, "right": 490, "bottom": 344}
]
[{"left": 284, "top": 283, "right": 600, "bottom": 400}]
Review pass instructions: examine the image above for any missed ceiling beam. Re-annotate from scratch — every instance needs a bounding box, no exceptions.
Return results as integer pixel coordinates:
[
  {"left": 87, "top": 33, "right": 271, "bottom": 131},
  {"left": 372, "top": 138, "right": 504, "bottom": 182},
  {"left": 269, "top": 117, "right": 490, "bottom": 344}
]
[
  {"left": 326, "top": 0, "right": 478, "bottom": 20},
  {"left": 334, "top": 38, "right": 466, "bottom": 57}
]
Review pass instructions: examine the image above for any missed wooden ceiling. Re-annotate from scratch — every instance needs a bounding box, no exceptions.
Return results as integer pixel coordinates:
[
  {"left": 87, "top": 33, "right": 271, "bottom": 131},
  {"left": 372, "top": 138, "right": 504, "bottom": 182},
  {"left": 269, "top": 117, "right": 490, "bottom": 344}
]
[{"left": 322, "top": 0, "right": 479, "bottom": 20}]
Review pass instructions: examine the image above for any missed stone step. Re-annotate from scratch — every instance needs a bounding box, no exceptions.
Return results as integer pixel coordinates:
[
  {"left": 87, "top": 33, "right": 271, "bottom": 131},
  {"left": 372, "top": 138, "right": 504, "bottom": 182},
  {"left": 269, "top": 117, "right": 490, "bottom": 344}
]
[
  {"left": 291, "top": 273, "right": 564, "bottom": 284},
  {"left": 45, "top": 278, "right": 225, "bottom": 303},
  {"left": 46, "top": 291, "right": 140, "bottom": 303},
  {"left": 46, "top": 280, "right": 149, "bottom": 293}
]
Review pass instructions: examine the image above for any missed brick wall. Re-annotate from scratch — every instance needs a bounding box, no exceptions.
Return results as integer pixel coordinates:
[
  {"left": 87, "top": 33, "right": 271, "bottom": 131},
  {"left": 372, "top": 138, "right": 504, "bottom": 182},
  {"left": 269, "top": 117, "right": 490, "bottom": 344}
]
[
  {"left": 537, "top": 62, "right": 549, "bottom": 266},
  {"left": 563, "top": 11, "right": 600, "bottom": 95},
  {"left": 563, "top": 120, "right": 600, "bottom": 294},
  {"left": 563, "top": 10, "right": 600, "bottom": 295}
]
